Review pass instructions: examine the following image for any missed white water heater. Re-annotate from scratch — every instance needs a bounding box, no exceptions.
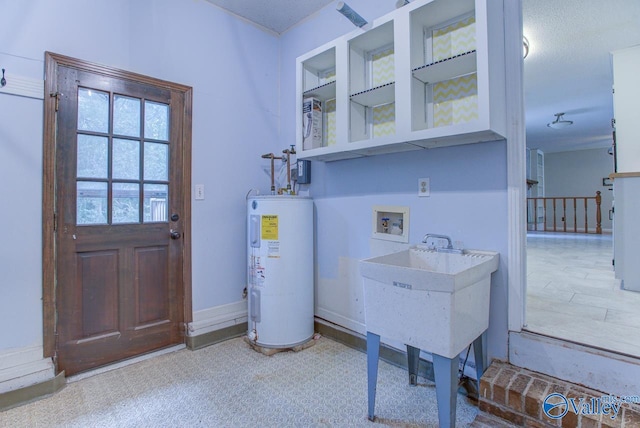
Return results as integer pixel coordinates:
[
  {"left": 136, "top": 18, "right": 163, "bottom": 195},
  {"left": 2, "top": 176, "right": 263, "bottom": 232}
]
[{"left": 247, "top": 195, "right": 314, "bottom": 348}]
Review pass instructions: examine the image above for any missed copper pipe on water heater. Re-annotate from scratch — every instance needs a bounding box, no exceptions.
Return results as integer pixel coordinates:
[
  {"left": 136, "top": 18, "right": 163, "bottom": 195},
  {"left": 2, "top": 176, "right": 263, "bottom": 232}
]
[
  {"left": 282, "top": 146, "right": 296, "bottom": 193},
  {"left": 261, "top": 153, "right": 283, "bottom": 195}
]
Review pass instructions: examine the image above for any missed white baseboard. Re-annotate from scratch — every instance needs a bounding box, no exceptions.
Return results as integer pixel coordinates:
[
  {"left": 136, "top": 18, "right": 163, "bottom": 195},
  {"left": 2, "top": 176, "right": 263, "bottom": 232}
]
[
  {"left": 315, "top": 307, "right": 366, "bottom": 336},
  {"left": 0, "top": 346, "right": 55, "bottom": 394},
  {"left": 188, "top": 300, "right": 248, "bottom": 337}
]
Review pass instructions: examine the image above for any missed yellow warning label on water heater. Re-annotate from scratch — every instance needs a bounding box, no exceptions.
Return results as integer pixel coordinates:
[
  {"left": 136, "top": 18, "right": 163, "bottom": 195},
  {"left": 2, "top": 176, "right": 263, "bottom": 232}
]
[{"left": 261, "top": 215, "right": 278, "bottom": 240}]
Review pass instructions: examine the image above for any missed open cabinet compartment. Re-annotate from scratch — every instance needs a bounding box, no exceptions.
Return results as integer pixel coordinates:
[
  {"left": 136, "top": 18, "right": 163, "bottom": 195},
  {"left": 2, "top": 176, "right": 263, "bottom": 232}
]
[
  {"left": 301, "top": 47, "right": 337, "bottom": 149},
  {"left": 349, "top": 21, "right": 395, "bottom": 143},
  {"left": 410, "top": 0, "right": 478, "bottom": 131}
]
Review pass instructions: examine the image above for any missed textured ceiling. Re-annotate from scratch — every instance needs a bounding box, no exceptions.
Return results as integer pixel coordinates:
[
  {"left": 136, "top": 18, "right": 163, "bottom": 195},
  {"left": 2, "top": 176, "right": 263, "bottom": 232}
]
[
  {"left": 206, "top": 0, "right": 640, "bottom": 153},
  {"left": 523, "top": 0, "right": 640, "bottom": 153}
]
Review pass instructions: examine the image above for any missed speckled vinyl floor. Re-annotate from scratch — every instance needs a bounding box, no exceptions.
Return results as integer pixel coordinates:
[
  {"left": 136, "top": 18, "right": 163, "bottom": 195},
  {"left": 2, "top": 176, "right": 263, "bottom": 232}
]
[{"left": 0, "top": 336, "right": 479, "bottom": 427}]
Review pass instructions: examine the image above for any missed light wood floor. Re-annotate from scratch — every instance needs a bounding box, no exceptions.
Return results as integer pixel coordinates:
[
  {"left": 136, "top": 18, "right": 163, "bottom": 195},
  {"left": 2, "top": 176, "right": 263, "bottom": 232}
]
[{"left": 525, "top": 232, "right": 640, "bottom": 358}]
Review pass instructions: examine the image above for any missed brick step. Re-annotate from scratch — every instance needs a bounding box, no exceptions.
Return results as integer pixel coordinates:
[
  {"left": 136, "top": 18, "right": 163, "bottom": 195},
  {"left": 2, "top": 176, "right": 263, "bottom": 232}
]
[
  {"left": 478, "top": 360, "right": 640, "bottom": 427},
  {"left": 471, "top": 411, "right": 520, "bottom": 427}
]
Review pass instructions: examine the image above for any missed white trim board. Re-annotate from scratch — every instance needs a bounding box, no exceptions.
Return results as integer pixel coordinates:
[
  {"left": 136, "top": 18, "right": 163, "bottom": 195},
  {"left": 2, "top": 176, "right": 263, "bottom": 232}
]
[
  {"left": 509, "top": 331, "right": 640, "bottom": 397},
  {"left": 0, "top": 345, "right": 55, "bottom": 394},
  {"left": 188, "top": 300, "right": 248, "bottom": 337},
  {"left": 505, "top": 0, "right": 526, "bottom": 334},
  {"left": 0, "top": 73, "right": 44, "bottom": 99}
]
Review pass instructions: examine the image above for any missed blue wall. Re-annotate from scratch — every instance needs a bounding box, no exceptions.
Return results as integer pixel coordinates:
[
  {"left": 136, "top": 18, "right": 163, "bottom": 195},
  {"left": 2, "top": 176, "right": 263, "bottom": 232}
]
[
  {"left": 0, "top": 0, "right": 511, "bottom": 363},
  {"left": 0, "top": 0, "right": 280, "bottom": 352},
  {"left": 279, "top": 2, "right": 510, "bottom": 360}
]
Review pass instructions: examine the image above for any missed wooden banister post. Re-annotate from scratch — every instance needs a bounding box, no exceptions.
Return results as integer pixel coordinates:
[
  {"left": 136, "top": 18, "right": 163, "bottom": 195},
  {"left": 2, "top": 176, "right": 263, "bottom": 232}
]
[{"left": 595, "top": 191, "right": 602, "bottom": 234}]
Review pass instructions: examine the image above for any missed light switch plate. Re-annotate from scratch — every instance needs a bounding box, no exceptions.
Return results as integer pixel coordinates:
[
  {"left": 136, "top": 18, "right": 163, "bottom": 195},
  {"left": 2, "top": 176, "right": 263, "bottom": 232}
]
[
  {"left": 418, "top": 178, "right": 430, "bottom": 197},
  {"left": 195, "top": 184, "right": 205, "bottom": 200}
]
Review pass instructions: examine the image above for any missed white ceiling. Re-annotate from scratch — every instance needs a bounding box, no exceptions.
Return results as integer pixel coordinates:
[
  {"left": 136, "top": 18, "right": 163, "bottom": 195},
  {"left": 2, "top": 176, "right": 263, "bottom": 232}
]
[
  {"left": 206, "top": 0, "right": 640, "bottom": 154},
  {"left": 204, "top": 0, "right": 334, "bottom": 34}
]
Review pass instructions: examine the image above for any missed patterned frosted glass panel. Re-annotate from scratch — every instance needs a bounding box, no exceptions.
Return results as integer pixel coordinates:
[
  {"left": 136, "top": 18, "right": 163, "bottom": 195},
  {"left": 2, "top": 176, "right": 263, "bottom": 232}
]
[
  {"left": 78, "top": 88, "right": 109, "bottom": 133},
  {"left": 371, "top": 46, "right": 394, "bottom": 87},
  {"left": 324, "top": 98, "right": 336, "bottom": 146},
  {"left": 77, "top": 181, "right": 108, "bottom": 225},
  {"left": 433, "top": 73, "right": 478, "bottom": 127},
  {"left": 145, "top": 101, "right": 169, "bottom": 141},
  {"left": 113, "top": 183, "right": 140, "bottom": 224},
  {"left": 144, "top": 142, "right": 168, "bottom": 181},
  {"left": 144, "top": 184, "right": 168, "bottom": 222},
  {"left": 77, "top": 135, "right": 108, "bottom": 179},
  {"left": 113, "top": 139, "right": 140, "bottom": 180},
  {"left": 432, "top": 16, "right": 476, "bottom": 61},
  {"left": 373, "top": 103, "right": 396, "bottom": 138},
  {"left": 113, "top": 95, "right": 141, "bottom": 137}
]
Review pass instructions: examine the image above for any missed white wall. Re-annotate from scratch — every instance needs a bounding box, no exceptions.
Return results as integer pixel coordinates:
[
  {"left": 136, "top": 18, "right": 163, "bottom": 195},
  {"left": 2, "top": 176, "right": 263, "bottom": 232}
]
[
  {"left": 279, "top": 1, "right": 510, "bottom": 361},
  {"left": 0, "top": 0, "right": 280, "bottom": 355},
  {"left": 545, "top": 148, "right": 615, "bottom": 231}
]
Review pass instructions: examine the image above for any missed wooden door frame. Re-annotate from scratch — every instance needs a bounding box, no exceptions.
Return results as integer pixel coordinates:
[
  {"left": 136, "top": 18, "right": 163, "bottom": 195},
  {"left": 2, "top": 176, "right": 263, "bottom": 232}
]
[{"left": 42, "top": 52, "right": 193, "bottom": 361}]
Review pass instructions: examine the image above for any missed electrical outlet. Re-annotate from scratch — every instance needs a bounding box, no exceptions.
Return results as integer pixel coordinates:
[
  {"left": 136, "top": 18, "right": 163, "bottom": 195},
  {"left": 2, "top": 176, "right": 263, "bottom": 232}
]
[
  {"left": 418, "top": 178, "right": 430, "bottom": 197},
  {"left": 195, "top": 184, "right": 205, "bottom": 200}
]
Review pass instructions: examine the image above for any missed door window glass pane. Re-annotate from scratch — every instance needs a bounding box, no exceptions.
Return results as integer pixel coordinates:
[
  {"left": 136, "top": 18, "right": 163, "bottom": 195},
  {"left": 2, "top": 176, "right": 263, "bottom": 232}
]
[
  {"left": 113, "top": 139, "right": 140, "bottom": 180},
  {"left": 113, "top": 183, "right": 140, "bottom": 224},
  {"left": 144, "top": 142, "right": 168, "bottom": 181},
  {"left": 145, "top": 101, "right": 169, "bottom": 141},
  {"left": 77, "top": 135, "right": 108, "bottom": 179},
  {"left": 144, "top": 184, "right": 168, "bottom": 222},
  {"left": 77, "top": 181, "right": 108, "bottom": 225},
  {"left": 114, "top": 95, "right": 141, "bottom": 137},
  {"left": 78, "top": 88, "right": 109, "bottom": 133}
]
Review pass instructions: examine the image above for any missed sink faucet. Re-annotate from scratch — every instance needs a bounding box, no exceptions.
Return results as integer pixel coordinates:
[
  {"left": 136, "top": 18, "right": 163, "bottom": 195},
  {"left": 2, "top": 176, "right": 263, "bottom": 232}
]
[
  {"left": 422, "top": 233, "right": 464, "bottom": 254},
  {"left": 422, "top": 233, "right": 453, "bottom": 248}
]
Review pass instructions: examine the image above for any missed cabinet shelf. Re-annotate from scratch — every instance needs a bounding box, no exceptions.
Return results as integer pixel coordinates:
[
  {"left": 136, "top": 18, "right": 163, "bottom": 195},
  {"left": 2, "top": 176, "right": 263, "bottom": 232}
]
[
  {"left": 350, "top": 82, "right": 395, "bottom": 107},
  {"left": 303, "top": 80, "right": 336, "bottom": 102},
  {"left": 412, "top": 51, "right": 477, "bottom": 84}
]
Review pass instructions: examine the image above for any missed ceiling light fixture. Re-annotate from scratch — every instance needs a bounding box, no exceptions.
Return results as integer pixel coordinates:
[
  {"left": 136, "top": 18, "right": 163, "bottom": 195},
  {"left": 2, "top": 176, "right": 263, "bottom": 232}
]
[
  {"left": 523, "top": 36, "right": 530, "bottom": 59},
  {"left": 336, "top": 2, "right": 368, "bottom": 27},
  {"left": 547, "top": 113, "right": 573, "bottom": 129}
]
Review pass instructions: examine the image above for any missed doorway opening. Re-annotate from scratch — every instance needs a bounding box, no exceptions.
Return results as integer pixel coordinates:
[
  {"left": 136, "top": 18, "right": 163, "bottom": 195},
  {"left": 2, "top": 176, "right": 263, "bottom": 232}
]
[{"left": 522, "top": 2, "right": 640, "bottom": 359}]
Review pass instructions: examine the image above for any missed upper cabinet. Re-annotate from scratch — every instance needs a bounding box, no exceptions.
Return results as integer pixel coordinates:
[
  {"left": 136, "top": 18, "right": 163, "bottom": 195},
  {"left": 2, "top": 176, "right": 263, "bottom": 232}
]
[{"left": 295, "top": 0, "right": 506, "bottom": 161}]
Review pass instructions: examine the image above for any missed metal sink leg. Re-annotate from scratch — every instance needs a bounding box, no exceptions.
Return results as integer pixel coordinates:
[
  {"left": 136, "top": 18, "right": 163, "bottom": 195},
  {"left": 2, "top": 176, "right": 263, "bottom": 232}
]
[
  {"left": 473, "top": 334, "right": 485, "bottom": 383},
  {"left": 366, "top": 331, "right": 381, "bottom": 421},
  {"left": 407, "top": 345, "right": 420, "bottom": 386},
  {"left": 433, "top": 353, "right": 458, "bottom": 428}
]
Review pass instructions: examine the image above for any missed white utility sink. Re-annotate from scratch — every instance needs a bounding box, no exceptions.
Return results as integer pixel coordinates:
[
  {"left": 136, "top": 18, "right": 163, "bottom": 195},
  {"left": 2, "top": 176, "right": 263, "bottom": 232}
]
[{"left": 360, "top": 246, "right": 499, "bottom": 359}]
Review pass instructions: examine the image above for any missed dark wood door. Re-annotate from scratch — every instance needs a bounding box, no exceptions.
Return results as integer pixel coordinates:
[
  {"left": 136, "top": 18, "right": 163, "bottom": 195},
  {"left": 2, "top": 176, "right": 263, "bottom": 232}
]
[{"left": 50, "top": 57, "right": 190, "bottom": 376}]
